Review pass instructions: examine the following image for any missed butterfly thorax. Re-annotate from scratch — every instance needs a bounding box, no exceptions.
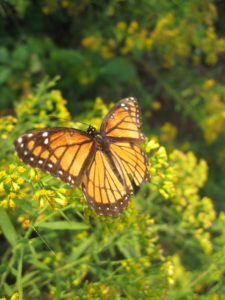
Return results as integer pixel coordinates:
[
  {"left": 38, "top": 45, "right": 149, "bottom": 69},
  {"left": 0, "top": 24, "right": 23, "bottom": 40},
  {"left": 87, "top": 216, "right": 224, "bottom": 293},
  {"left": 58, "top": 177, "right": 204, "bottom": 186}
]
[{"left": 95, "top": 133, "right": 108, "bottom": 150}]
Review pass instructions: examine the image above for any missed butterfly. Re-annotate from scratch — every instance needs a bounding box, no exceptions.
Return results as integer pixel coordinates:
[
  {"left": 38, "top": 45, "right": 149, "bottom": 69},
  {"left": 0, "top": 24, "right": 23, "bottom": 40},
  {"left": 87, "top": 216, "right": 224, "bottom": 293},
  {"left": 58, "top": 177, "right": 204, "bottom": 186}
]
[{"left": 14, "top": 97, "right": 149, "bottom": 217}]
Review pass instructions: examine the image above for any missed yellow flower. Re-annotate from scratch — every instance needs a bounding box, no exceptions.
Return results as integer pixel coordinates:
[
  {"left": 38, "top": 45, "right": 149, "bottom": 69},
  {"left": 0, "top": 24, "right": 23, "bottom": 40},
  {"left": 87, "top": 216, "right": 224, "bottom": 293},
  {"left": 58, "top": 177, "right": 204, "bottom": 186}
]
[
  {"left": 152, "top": 101, "right": 161, "bottom": 110},
  {"left": 42, "top": 7, "right": 50, "bottom": 14},
  {"left": 203, "top": 79, "right": 216, "bottom": 89},
  {"left": 117, "top": 21, "right": 127, "bottom": 31},
  {"left": 120, "top": 37, "right": 133, "bottom": 54},
  {"left": 0, "top": 182, "right": 5, "bottom": 193},
  {"left": 160, "top": 122, "right": 177, "bottom": 143},
  {"left": 146, "top": 139, "right": 160, "bottom": 152},
  {"left": 128, "top": 20, "right": 139, "bottom": 34},
  {"left": 81, "top": 36, "right": 100, "bottom": 51},
  {"left": 145, "top": 38, "right": 153, "bottom": 50},
  {"left": 10, "top": 293, "right": 19, "bottom": 300},
  {"left": 0, "top": 171, "right": 6, "bottom": 178},
  {"left": 16, "top": 178, "right": 24, "bottom": 185},
  {"left": 9, "top": 164, "right": 16, "bottom": 171},
  {"left": 80, "top": 77, "right": 89, "bottom": 85},
  {"left": 61, "top": 0, "right": 69, "bottom": 7},
  {"left": 100, "top": 46, "right": 114, "bottom": 59},
  {"left": 17, "top": 166, "right": 26, "bottom": 173}
]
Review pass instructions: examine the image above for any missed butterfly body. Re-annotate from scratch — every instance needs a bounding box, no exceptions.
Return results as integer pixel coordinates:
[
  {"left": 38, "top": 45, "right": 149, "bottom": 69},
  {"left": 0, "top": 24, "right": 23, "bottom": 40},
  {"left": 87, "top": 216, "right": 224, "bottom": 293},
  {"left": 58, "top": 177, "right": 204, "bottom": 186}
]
[{"left": 14, "top": 97, "right": 149, "bottom": 217}]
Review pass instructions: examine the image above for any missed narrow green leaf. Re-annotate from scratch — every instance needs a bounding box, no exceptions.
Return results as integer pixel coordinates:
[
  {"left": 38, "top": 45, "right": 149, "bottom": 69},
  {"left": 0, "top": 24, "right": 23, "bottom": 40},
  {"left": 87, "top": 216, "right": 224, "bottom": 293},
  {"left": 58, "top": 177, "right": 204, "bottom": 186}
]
[
  {"left": 17, "top": 247, "right": 24, "bottom": 300},
  {"left": 36, "top": 221, "right": 89, "bottom": 231},
  {"left": 68, "top": 236, "right": 94, "bottom": 262},
  {"left": 0, "top": 207, "right": 17, "bottom": 247}
]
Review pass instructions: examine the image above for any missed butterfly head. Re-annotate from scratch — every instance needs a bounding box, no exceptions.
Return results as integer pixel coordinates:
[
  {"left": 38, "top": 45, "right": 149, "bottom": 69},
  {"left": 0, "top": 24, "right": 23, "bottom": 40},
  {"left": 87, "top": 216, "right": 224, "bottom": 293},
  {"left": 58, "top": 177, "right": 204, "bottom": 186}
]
[{"left": 87, "top": 125, "right": 97, "bottom": 136}]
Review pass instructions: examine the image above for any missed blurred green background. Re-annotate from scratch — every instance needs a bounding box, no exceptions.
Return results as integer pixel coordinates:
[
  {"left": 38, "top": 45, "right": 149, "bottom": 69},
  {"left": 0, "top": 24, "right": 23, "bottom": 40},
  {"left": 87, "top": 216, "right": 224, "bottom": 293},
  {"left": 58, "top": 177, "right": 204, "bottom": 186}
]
[{"left": 1, "top": 0, "right": 225, "bottom": 299}]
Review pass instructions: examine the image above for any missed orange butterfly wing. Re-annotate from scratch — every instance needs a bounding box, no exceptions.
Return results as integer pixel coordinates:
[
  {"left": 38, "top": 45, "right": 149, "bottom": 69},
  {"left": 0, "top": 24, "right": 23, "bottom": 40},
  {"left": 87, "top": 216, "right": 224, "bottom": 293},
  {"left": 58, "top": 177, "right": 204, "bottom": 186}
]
[
  {"left": 109, "top": 142, "right": 150, "bottom": 186},
  {"left": 81, "top": 143, "right": 149, "bottom": 217},
  {"left": 14, "top": 128, "right": 95, "bottom": 186},
  {"left": 82, "top": 150, "right": 133, "bottom": 217},
  {"left": 100, "top": 97, "right": 145, "bottom": 142}
]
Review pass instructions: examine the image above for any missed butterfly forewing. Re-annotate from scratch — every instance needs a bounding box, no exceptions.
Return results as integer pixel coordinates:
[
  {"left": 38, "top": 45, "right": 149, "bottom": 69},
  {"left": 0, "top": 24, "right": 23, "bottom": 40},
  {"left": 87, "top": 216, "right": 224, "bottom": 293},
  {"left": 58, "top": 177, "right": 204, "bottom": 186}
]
[
  {"left": 100, "top": 97, "right": 145, "bottom": 142},
  {"left": 14, "top": 128, "right": 95, "bottom": 186}
]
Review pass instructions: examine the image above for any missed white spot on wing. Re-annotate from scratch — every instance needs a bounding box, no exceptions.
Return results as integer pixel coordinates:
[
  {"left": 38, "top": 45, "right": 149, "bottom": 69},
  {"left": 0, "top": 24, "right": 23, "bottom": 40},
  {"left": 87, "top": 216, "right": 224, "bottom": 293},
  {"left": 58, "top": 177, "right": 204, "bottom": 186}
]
[
  {"left": 28, "top": 133, "right": 33, "bottom": 138},
  {"left": 18, "top": 137, "right": 23, "bottom": 143},
  {"left": 44, "top": 138, "right": 49, "bottom": 144},
  {"left": 48, "top": 163, "right": 53, "bottom": 168},
  {"left": 30, "top": 157, "right": 34, "bottom": 161},
  {"left": 42, "top": 132, "right": 48, "bottom": 137},
  {"left": 38, "top": 160, "right": 43, "bottom": 164}
]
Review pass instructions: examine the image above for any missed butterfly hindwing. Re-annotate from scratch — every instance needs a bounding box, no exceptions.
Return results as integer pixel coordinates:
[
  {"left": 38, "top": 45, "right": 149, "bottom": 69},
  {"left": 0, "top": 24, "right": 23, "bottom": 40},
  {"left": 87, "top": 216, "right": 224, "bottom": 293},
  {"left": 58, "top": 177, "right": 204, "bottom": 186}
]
[
  {"left": 14, "top": 128, "right": 95, "bottom": 186},
  {"left": 100, "top": 97, "right": 145, "bottom": 142},
  {"left": 109, "top": 142, "right": 150, "bottom": 186},
  {"left": 82, "top": 150, "right": 133, "bottom": 217}
]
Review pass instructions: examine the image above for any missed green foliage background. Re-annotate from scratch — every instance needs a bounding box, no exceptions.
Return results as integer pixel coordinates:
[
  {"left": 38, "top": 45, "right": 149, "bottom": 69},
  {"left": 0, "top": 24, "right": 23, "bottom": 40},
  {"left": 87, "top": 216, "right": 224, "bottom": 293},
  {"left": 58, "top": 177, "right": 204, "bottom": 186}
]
[{"left": 1, "top": 0, "right": 225, "bottom": 299}]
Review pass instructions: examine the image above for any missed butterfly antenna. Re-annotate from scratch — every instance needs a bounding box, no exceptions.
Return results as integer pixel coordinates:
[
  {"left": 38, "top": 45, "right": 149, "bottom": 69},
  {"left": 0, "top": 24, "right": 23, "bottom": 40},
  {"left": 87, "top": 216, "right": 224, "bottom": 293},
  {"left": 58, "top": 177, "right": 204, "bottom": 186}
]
[
  {"left": 73, "top": 121, "right": 90, "bottom": 127},
  {"left": 48, "top": 115, "right": 90, "bottom": 127},
  {"left": 48, "top": 114, "right": 70, "bottom": 122},
  {"left": 31, "top": 225, "right": 56, "bottom": 256}
]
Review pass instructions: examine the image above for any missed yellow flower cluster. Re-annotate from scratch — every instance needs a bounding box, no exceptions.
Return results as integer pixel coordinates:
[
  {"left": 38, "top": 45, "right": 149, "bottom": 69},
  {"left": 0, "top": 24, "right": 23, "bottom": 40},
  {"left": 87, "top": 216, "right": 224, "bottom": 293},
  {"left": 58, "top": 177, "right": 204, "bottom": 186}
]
[
  {"left": 0, "top": 163, "right": 26, "bottom": 208},
  {"left": 0, "top": 293, "right": 19, "bottom": 300},
  {"left": 82, "top": 35, "right": 116, "bottom": 59},
  {"left": 201, "top": 97, "right": 225, "bottom": 144},
  {"left": 15, "top": 87, "right": 71, "bottom": 127},
  {"left": 161, "top": 260, "right": 175, "bottom": 286},
  {"left": 160, "top": 122, "right": 177, "bottom": 144},
  {"left": 33, "top": 187, "right": 69, "bottom": 209},
  {"left": 81, "top": 36, "right": 101, "bottom": 51},
  {"left": 169, "top": 150, "right": 215, "bottom": 254},
  {"left": 171, "top": 255, "right": 191, "bottom": 288},
  {"left": 199, "top": 80, "right": 225, "bottom": 143},
  {"left": 146, "top": 139, "right": 176, "bottom": 199},
  {"left": 0, "top": 116, "right": 17, "bottom": 141},
  {"left": 42, "top": 0, "right": 91, "bottom": 15},
  {"left": 145, "top": 138, "right": 216, "bottom": 255}
]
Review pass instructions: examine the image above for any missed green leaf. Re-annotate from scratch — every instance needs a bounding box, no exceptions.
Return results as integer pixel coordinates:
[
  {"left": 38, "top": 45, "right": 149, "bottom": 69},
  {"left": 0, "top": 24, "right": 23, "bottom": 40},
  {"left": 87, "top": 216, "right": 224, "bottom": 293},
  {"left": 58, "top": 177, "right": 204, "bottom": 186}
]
[
  {"left": 36, "top": 221, "right": 89, "bottom": 231},
  {"left": 0, "top": 67, "right": 11, "bottom": 84},
  {"left": 51, "top": 49, "right": 84, "bottom": 67},
  {"left": 101, "top": 58, "right": 137, "bottom": 83},
  {"left": 0, "top": 207, "right": 17, "bottom": 247},
  {"left": 0, "top": 47, "right": 9, "bottom": 63},
  {"left": 17, "top": 247, "right": 24, "bottom": 300},
  {"left": 7, "top": 0, "right": 30, "bottom": 16},
  {"left": 12, "top": 45, "right": 29, "bottom": 69},
  {"left": 68, "top": 236, "right": 94, "bottom": 262}
]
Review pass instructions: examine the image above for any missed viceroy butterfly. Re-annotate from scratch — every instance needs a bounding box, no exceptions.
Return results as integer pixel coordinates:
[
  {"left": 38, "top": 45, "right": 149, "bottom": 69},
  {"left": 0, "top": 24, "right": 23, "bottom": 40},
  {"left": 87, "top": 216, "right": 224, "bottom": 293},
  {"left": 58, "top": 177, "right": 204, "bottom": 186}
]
[{"left": 14, "top": 97, "right": 150, "bottom": 217}]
